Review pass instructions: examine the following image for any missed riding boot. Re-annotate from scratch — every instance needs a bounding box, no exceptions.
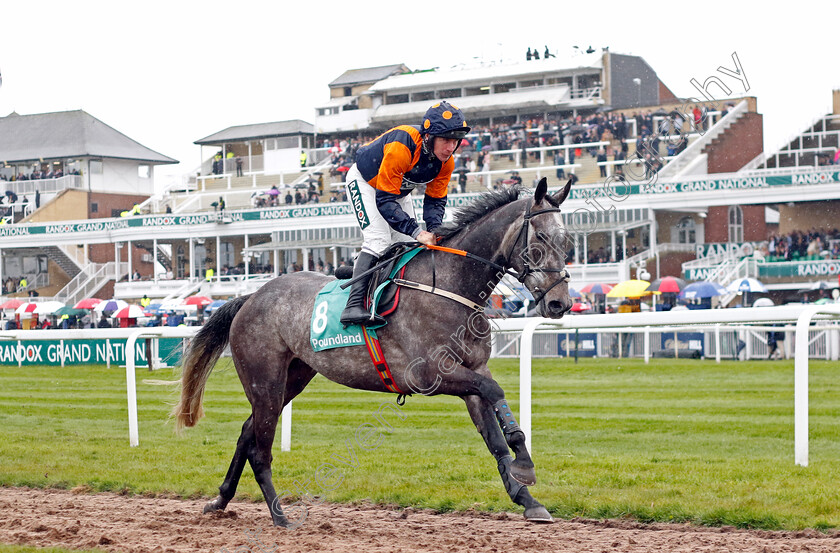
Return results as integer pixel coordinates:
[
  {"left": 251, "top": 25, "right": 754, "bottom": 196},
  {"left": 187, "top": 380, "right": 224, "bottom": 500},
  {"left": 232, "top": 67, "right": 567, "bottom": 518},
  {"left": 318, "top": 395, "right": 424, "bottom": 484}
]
[{"left": 340, "top": 252, "right": 386, "bottom": 327}]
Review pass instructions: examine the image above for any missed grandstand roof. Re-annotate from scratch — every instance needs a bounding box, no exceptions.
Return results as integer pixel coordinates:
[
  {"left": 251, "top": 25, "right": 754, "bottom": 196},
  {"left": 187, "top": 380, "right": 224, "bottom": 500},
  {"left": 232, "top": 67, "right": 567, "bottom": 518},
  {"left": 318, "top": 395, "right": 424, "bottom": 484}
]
[
  {"left": 369, "top": 53, "right": 603, "bottom": 92},
  {"left": 194, "top": 120, "right": 315, "bottom": 145},
  {"left": 328, "top": 64, "right": 409, "bottom": 88},
  {"left": 0, "top": 110, "right": 178, "bottom": 164},
  {"left": 370, "top": 86, "right": 573, "bottom": 125}
]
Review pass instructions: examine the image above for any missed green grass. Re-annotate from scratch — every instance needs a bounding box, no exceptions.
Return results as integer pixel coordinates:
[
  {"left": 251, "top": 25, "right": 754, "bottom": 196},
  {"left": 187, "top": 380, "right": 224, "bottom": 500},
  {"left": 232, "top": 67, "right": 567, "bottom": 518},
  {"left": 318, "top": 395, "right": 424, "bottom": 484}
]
[{"left": 0, "top": 358, "right": 838, "bottom": 531}]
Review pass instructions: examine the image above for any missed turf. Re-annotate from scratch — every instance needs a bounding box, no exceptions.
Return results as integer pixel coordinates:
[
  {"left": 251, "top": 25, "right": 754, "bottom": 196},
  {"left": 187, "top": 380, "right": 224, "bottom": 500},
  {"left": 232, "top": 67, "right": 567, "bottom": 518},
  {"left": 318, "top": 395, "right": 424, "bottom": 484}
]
[{"left": 0, "top": 357, "right": 838, "bottom": 531}]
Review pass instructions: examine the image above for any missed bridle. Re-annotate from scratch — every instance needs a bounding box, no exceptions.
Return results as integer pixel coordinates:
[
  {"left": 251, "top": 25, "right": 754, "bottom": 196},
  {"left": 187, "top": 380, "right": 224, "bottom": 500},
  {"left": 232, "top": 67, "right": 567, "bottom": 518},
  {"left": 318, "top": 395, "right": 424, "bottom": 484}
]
[{"left": 501, "top": 201, "right": 571, "bottom": 307}]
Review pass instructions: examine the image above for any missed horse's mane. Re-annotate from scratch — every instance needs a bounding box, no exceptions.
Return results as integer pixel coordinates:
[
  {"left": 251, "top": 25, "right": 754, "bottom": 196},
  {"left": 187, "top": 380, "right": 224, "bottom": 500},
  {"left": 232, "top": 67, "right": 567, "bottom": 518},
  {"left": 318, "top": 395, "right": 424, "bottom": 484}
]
[{"left": 435, "top": 187, "right": 523, "bottom": 239}]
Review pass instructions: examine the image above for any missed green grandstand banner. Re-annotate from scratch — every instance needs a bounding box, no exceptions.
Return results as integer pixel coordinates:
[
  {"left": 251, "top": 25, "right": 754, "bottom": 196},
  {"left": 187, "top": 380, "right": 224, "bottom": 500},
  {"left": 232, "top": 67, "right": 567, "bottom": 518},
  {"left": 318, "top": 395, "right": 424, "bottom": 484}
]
[
  {"left": 567, "top": 171, "right": 840, "bottom": 201},
  {"left": 758, "top": 260, "right": 840, "bottom": 278},
  {"left": 1, "top": 171, "right": 837, "bottom": 238},
  {"left": 0, "top": 338, "right": 183, "bottom": 366}
]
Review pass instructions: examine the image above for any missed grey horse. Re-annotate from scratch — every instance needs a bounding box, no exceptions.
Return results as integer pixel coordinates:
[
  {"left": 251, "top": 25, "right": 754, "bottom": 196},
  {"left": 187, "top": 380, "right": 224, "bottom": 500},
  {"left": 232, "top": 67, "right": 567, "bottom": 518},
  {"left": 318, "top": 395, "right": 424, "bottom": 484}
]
[{"left": 173, "top": 177, "right": 574, "bottom": 526}]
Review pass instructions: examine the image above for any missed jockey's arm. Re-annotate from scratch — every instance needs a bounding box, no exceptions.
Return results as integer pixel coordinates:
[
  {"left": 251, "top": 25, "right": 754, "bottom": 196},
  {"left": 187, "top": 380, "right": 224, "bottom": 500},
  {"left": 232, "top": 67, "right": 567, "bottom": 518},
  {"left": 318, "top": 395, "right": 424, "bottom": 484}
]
[{"left": 375, "top": 190, "right": 422, "bottom": 238}]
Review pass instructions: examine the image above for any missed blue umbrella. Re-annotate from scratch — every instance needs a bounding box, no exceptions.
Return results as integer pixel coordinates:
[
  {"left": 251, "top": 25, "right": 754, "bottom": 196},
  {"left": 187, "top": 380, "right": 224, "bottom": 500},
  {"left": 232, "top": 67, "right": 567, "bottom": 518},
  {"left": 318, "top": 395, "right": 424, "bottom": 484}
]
[
  {"left": 679, "top": 281, "right": 727, "bottom": 299},
  {"left": 568, "top": 287, "right": 581, "bottom": 299},
  {"left": 205, "top": 299, "right": 228, "bottom": 314},
  {"left": 726, "top": 277, "right": 768, "bottom": 294}
]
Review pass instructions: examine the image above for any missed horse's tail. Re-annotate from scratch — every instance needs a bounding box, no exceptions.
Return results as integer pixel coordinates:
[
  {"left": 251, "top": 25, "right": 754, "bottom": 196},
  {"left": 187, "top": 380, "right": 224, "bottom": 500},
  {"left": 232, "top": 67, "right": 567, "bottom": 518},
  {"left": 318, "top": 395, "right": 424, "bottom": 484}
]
[{"left": 172, "top": 294, "right": 252, "bottom": 431}]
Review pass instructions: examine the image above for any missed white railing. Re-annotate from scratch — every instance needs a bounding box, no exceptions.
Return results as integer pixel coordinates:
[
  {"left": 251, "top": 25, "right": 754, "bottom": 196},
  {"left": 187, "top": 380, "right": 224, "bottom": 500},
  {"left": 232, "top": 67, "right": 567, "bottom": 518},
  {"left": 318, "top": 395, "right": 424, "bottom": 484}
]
[
  {"left": 0, "top": 174, "right": 83, "bottom": 197},
  {"left": 55, "top": 262, "right": 125, "bottom": 305}
]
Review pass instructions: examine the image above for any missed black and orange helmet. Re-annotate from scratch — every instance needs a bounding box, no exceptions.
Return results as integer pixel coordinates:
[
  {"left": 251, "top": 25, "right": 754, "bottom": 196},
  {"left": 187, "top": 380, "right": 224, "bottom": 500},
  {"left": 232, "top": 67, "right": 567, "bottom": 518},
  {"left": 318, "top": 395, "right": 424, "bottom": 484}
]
[{"left": 421, "top": 101, "right": 470, "bottom": 139}]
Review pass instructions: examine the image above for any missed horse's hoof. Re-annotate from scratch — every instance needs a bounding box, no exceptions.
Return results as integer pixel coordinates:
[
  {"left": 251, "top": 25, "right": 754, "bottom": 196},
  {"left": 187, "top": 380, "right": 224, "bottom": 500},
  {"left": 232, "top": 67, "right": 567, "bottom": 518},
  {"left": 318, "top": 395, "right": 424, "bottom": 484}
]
[
  {"left": 203, "top": 497, "right": 225, "bottom": 514},
  {"left": 510, "top": 459, "right": 537, "bottom": 486},
  {"left": 273, "top": 516, "right": 293, "bottom": 528},
  {"left": 524, "top": 505, "right": 554, "bottom": 523}
]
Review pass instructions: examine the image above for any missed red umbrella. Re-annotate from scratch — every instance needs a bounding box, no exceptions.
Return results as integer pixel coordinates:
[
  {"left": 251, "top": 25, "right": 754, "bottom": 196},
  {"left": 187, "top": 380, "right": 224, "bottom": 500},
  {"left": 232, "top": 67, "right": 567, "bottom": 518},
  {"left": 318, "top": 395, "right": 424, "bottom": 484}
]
[
  {"left": 646, "top": 276, "right": 687, "bottom": 294},
  {"left": 183, "top": 295, "right": 212, "bottom": 307},
  {"left": 0, "top": 298, "right": 25, "bottom": 309},
  {"left": 336, "top": 166, "right": 350, "bottom": 172},
  {"left": 74, "top": 298, "right": 103, "bottom": 309},
  {"left": 14, "top": 303, "right": 39, "bottom": 317},
  {"left": 113, "top": 305, "right": 146, "bottom": 318},
  {"left": 570, "top": 302, "right": 591, "bottom": 312}
]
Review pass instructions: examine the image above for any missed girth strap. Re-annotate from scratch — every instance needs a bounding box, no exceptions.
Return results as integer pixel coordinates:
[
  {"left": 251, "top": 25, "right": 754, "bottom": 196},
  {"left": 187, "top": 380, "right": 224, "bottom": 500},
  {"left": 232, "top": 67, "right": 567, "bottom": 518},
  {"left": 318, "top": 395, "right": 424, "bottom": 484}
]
[
  {"left": 391, "top": 278, "right": 484, "bottom": 312},
  {"left": 361, "top": 326, "right": 405, "bottom": 395}
]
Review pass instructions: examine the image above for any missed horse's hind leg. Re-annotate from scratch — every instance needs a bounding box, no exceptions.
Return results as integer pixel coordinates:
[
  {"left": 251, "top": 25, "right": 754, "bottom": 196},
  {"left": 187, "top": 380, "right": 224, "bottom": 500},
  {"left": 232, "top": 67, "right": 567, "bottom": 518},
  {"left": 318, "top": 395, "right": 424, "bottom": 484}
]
[
  {"left": 203, "top": 358, "right": 316, "bottom": 526},
  {"left": 203, "top": 415, "right": 255, "bottom": 514}
]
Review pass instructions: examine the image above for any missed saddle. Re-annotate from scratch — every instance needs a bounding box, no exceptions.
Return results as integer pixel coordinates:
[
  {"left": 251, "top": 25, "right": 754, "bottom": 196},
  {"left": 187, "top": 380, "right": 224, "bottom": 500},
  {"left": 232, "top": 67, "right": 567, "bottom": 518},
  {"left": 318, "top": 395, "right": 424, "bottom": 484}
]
[{"left": 337, "top": 243, "right": 420, "bottom": 319}]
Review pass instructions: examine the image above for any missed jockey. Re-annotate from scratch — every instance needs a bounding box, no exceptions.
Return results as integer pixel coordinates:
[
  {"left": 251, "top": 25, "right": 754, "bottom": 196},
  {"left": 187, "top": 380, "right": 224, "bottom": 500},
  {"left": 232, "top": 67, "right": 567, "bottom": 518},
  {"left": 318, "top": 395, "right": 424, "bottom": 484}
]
[{"left": 341, "top": 101, "right": 470, "bottom": 326}]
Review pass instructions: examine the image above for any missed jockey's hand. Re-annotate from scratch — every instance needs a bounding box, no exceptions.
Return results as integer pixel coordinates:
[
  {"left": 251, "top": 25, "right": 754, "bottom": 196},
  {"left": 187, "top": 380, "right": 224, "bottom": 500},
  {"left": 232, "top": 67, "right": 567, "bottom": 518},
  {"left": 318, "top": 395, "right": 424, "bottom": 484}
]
[{"left": 416, "top": 230, "right": 437, "bottom": 246}]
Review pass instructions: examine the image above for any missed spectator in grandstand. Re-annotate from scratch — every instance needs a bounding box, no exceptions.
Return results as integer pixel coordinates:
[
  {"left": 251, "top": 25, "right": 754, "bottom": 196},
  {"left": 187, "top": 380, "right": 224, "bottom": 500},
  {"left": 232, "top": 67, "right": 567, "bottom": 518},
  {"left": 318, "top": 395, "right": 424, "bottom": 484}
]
[
  {"left": 597, "top": 149, "right": 607, "bottom": 177},
  {"left": 235, "top": 156, "right": 243, "bottom": 177},
  {"left": 339, "top": 101, "right": 468, "bottom": 326},
  {"left": 554, "top": 151, "right": 566, "bottom": 179}
]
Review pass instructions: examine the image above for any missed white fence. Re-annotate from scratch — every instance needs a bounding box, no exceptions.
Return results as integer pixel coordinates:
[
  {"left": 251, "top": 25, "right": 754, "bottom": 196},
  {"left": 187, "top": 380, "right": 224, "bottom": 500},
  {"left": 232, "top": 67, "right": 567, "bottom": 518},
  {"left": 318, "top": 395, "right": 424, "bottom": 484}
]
[{"left": 3, "top": 304, "right": 840, "bottom": 466}]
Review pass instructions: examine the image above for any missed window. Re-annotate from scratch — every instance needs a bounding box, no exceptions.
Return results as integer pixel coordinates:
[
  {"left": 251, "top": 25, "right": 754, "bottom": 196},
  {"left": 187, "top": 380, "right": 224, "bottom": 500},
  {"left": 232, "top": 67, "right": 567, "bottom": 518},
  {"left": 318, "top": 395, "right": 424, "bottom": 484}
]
[
  {"left": 493, "top": 82, "right": 516, "bottom": 93},
  {"left": 411, "top": 91, "right": 435, "bottom": 102},
  {"left": 438, "top": 88, "right": 461, "bottom": 99},
  {"left": 385, "top": 94, "right": 409, "bottom": 105},
  {"left": 677, "top": 216, "right": 696, "bottom": 244},
  {"left": 91, "top": 202, "right": 98, "bottom": 213},
  {"left": 220, "top": 241, "right": 235, "bottom": 268},
  {"left": 728, "top": 206, "right": 743, "bottom": 243},
  {"left": 138, "top": 165, "right": 150, "bottom": 178}
]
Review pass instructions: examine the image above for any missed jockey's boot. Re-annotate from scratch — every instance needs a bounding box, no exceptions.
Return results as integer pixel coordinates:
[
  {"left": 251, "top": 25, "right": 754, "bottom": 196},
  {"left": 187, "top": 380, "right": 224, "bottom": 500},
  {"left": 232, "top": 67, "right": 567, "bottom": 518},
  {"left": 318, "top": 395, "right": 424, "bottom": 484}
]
[{"left": 340, "top": 252, "right": 386, "bottom": 327}]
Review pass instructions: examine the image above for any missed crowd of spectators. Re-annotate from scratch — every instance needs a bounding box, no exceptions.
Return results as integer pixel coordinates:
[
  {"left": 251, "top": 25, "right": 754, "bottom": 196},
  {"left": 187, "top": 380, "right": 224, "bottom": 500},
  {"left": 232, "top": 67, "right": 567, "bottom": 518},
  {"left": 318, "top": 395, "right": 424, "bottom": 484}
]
[
  {"left": 765, "top": 228, "right": 840, "bottom": 261},
  {"left": 1, "top": 167, "right": 79, "bottom": 181}
]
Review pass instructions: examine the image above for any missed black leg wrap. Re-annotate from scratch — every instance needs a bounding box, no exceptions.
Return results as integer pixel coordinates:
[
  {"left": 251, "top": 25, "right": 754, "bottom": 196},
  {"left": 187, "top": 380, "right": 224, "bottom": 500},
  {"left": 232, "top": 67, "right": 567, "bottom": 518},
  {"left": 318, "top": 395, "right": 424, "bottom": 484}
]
[
  {"left": 497, "top": 455, "right": 526, "bottom": 501},
  {"left": 493, "top": 399, "right": 522, "bottom": 436}
]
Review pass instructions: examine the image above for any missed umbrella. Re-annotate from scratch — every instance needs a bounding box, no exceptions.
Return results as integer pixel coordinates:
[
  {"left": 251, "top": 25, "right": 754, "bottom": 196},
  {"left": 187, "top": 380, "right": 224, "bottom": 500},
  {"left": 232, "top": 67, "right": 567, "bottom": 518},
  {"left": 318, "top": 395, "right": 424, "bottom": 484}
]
[
  {"left": 0, "top": 298, "right": 25, "bottom": 309},
  {"left": 54, "top": 306, "right": 88, "bottom": 318},
  {"left": 607, "top": 279, "right": 652, "bottom": 298},
  {"left": 266, "top": 188, "right": 280, "bottom": 196},
  {"left": 814, "top": 298, "right": 834, "bottom": 305},
  {"left": 336, "top": 166, "right": 350, "bottom": 172},
  {"left": 183, "top": 295, "right": 213, "bottom": 307},
  {"left": 15, "top": 303, "right": 39, "bottom": 317},
  {"left": 726, "top": 277, "right": 768, "bottom": 294},
  {"left": 453, "top": 167, "right": 470, "bottom": 173},
  {"left": 646, "top": 276, "right": 687, "bottom": 294},
  {"left": 568, "top": 287, "right": 581, "bottom": 299},
  {"left": 33, "top": 301, "right": 66, "bottom": 315},
  {"left": 510, "top": 123, "right": 526, "bottom": 130},
  {"left": 94, "top": 299, "right": 129, "bottom": 313},
  {"left": 113, "top": 305, "right": 146, "bottom": 318},
  {"left": 143, "top": 303, "right": 165, "bottom": 315},
  {"left": 481, "top": 145, "right": 492, "bottom": 151},
  {"left": 752, "top": 297, "right": 775, "bottom": 307},
  {"left": 580, "top": 282, "right": 613, "bottom": 295},
  {"left": 73, "top": 298, "right": 103, "bottom": 309},
  {"left": 570, "top": 302, "right": 591, "bottom": 312},
  {"left": 679, "top": 281, "right": 727, "bottom": 299},
  {"left": 205, "top": 299, "right": 228, "bottom": 313},
  {"left": 652, "top": 108, "right": 668, "bottom": 116}
]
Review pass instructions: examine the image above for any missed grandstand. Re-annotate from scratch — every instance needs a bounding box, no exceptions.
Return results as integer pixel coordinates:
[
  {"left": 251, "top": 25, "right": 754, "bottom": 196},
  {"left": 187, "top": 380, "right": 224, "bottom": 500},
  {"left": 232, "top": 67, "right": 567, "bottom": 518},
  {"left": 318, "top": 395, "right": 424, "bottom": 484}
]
[{"left": 1, "top": 54, "right": 839, "bottom": 314}]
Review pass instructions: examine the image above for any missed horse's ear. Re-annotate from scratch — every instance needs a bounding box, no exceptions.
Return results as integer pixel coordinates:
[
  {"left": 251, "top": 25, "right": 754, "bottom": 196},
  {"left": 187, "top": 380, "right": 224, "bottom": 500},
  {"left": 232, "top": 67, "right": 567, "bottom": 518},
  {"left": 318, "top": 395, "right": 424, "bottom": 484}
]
[
  {"left": 534, "top": 177, "right": 548, "bottom": 205},
  {"left": 552, "top": 178, "right": 573, "bottom": 205}
]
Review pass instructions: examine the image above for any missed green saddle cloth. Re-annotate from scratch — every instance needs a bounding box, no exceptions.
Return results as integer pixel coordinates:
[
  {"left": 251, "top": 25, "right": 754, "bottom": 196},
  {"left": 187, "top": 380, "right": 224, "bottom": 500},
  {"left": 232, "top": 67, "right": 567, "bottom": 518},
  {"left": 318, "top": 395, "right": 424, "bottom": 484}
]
[{"left": 309, "top": 247, "right": 423, "bottom": 352}]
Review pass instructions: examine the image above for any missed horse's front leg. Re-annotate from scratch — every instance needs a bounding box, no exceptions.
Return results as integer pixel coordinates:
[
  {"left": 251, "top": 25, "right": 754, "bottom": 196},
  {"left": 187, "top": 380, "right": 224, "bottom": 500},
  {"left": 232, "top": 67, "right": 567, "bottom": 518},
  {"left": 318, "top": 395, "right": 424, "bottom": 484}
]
[{"left": 405, "top": 359, "right": 549, "bottom": 521}]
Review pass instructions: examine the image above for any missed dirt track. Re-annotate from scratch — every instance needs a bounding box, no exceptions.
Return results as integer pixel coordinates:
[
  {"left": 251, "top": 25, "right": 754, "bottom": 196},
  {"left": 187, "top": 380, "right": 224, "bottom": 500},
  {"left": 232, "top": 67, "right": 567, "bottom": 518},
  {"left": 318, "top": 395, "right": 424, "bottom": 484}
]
[{"left": 1, "top": 487, "right": 838, "bottom": 553}]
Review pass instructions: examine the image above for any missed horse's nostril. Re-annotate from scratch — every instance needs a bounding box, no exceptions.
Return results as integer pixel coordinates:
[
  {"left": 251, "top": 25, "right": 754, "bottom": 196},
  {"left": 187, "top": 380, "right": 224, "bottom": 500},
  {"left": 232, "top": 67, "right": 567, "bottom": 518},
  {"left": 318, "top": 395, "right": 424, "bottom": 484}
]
[{"left": 548, "top": 300, "right": 568, "bottom": 314}]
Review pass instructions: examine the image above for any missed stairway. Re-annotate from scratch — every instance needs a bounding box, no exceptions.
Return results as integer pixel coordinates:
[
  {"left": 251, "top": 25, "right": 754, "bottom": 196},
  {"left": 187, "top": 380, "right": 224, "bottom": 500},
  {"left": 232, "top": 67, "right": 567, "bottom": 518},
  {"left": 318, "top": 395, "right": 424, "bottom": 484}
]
[
  {"left": 136, "top": 243, "right": 172, "bottom": 271},
  {"left": 42, "top": 245, "right": 83, "bottom": 279}
]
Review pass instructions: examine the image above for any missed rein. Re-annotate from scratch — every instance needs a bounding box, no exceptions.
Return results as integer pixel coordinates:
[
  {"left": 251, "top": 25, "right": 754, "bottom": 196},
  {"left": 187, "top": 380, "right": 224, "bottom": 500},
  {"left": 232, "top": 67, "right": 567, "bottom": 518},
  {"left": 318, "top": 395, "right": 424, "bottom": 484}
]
[{"left": 339, "top": 201, "right": 571, "bottom": 312}]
